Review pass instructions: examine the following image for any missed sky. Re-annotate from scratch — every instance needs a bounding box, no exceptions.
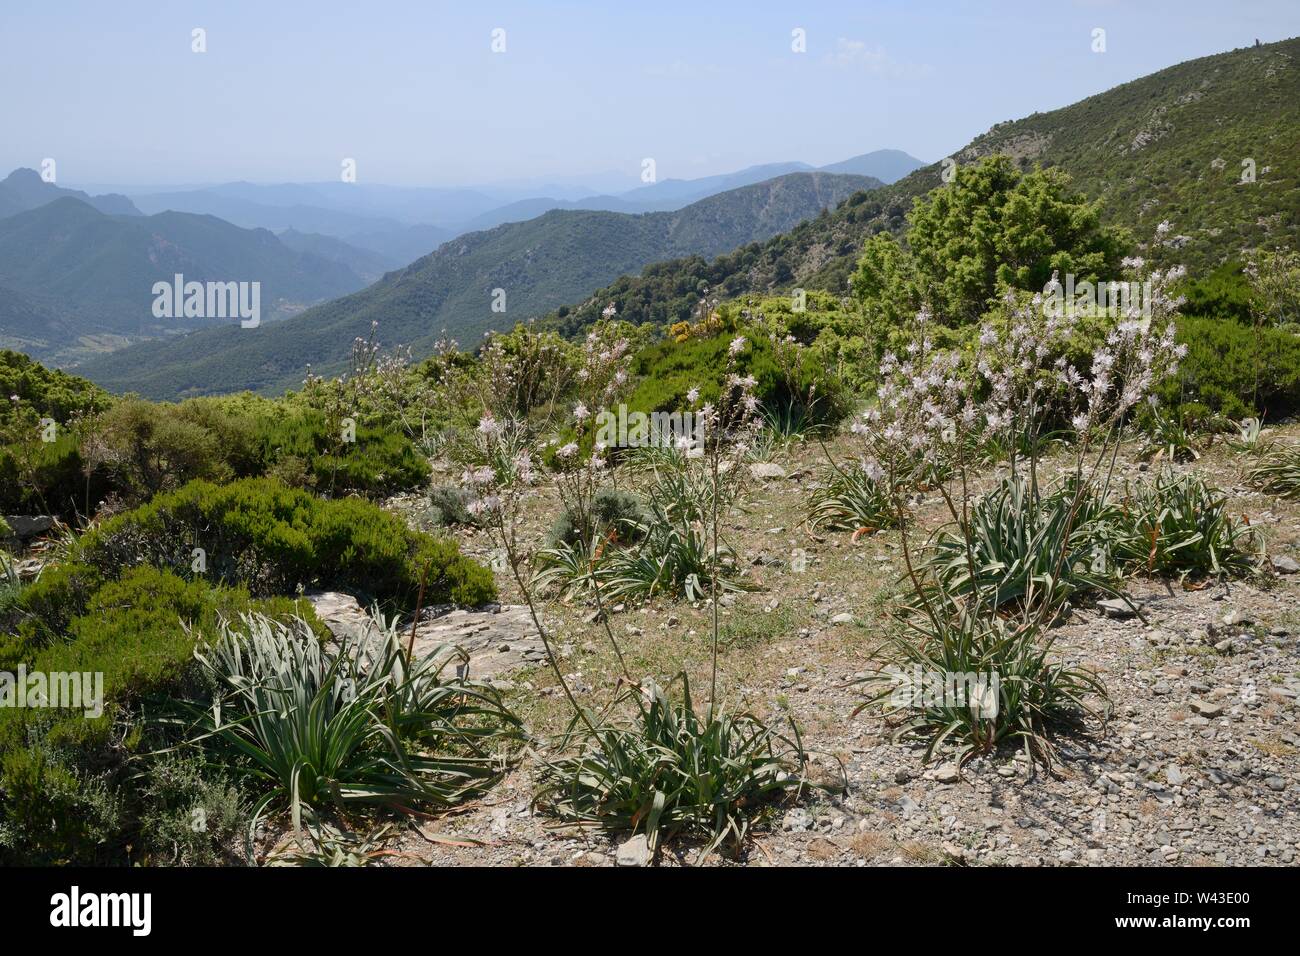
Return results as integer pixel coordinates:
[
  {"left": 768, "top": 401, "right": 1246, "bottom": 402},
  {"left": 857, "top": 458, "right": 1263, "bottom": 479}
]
[{"left": 3, "top": 0, "right": 1298, "bottom": 189}]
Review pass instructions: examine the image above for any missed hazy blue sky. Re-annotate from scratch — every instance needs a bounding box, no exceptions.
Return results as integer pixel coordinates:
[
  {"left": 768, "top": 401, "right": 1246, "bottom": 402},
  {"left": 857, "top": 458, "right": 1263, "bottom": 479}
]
[{"left": 4, "top": 0, "right": 1298, "bottom": 188}]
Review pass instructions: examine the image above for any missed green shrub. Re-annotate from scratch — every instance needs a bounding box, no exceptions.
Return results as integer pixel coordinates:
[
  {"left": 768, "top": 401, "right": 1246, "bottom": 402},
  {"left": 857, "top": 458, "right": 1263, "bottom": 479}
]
[
  {"left": 1162, "top": 315, "right": 1300, "bottom": 420},
  {"left": 1107, "top": 472, "right": 1261, "bottom": 578},
  {"left": 428, "top": 483, "right": 477, "bottom": 527},
  {"left": 255, "top": 409, "right": 430, "bottom": 497},
  {"left": 1, "top": 389, "right": 431, "bottom": 518},
  {"left": 0, "top": 350, "right": 112, "bottom": 427},
  {"left": 534, "top": 674, "right": 815, "bottom": 859},
  {"left": 857, "top": 610, "right": 1109, "bottom": 770},
  {"left": 0, "top": 432, "right": 106, "bottom": 516},
  {"left": 135, "top": 754, "right": 246, "bottom": 866},
  {"left": 0, "top": 565, "right": 327, "bottom": 865},
  {"left": 627, "top": 329, "right": 847, "bottom": 431},
  {"left": 0, "top": 728, "right": 123, "bottom": 865},
  {"left": 78, "top": 478, "right": 495, "bottom": 609},
  {"left": 0, "top": 560, "right": 99, "bottom": 666},
  {"left": 98, "top": 397, "right": 236, "bottom": 499},
  {"left": 544, "top": 487, "right": 648, "bottom": 549}
]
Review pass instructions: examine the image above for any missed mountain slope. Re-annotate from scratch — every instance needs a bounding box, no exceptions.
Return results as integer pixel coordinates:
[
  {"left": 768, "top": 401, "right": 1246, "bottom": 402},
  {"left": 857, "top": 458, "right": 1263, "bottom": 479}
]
[
  {"left": 0, "top": 198, "right": 371, "bottom": 365},
  {"left": 277, "top": 229, "right": 400, "bottom": 284},
  {"left": 0, "top": 168, "right": 141, "bottom": 219},
  {"left": 76, "top": 171, "right": 882, "bottom": 399},
  {"left": 543, "top": 37, "right": 1300, "bottom": 337}
]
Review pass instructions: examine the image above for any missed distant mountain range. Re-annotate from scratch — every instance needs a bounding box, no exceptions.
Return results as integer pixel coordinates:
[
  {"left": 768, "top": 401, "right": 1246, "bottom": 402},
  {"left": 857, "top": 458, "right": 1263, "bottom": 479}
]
[
  {"left": 74, "top": 171, "right": 884, "bottom": 399},
  {"left": 0, "top": 149, "right": 920, "bottom": 376},
  {"left": 0, "top": 168, "right": 141, "bottom": 219},
  {"left": 72, "top": 150, "right": 925, "bottom": 268},
  {"left": 0, "top": 197, "right": 369, "bottom": 365}
]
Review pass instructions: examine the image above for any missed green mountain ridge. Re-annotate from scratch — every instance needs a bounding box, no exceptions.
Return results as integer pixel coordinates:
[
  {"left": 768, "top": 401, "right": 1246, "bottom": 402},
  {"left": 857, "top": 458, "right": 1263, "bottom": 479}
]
[
  {"left": 0, "top": 167, "right": 141, "bottom": 220},
  {"left": 74, "top": 171, "right": 881, "bottom": 399},
  {"left": 544, "top": 37, "right": 1300, "bottom": 336}
]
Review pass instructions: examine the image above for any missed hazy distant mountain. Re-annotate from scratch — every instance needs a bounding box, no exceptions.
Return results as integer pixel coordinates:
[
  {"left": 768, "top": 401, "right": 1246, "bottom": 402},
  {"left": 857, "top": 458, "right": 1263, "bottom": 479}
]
[
  {"left": 0, "top": 168, "right": 141, "bottom": 219},
  {"left": 129, "top": 181, "right": 503, "bottom": 231},
  {"left": 66, "top": 152, "right": 920, "bottom": 274},
  {"left": 128, "top": 191, "right": 403, "bottom": 238},
  {"left": 456, "top": 153, "right": 926, "bottom": 231},
  {"left": 77, "top": 171, "right": 884, "bottom": 399},
  {"left": 0, "top": 197, "right": 370, "bottom": 365},
  {"left": 341, "top": 222, "right": 457, "bottom": 267},
  {"left": 456, "top": 195, "right": 669, "bottom": 232},
  {"left": 276, "top": 229, "right": 400, "bottom": 284},
  {"left": 817, "top": 149, "right": 927, "bottom": 183},
  {"left": 616, "top": 162, "right": 815, "bottom": 205},
  {"left": 206, "top": 181, "right": 504, "bottom": 224}
]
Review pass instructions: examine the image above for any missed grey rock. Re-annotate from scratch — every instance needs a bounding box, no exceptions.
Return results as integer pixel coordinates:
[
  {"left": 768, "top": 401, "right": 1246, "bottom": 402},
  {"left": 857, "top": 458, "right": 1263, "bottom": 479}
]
[
  {"left": 748, "top": 462, "right": 787, "bottom": 481},
  {"left": 616, "top": 834, "right": 651, "bottom": 867},
  {"left": 1270, "top": 555, "right": 1299, "bottom": 574},
  {"left": 307, "top": 592, "right": 544, "bottom": 682},
  {"left": 830, "top": 612, "right": 855, "bottom": 625},
  {"left": 932, "top": 763, "right": 961, "bottom": 784},
  {"left": 3, "top": 515, "right": 53, "bottom": 539},
  {"left": 1098, "top": 598, "right": 1136, "bottom": 619},
  {"left": 1188, "top": 699, "right": 1224, "bottom": 718}
]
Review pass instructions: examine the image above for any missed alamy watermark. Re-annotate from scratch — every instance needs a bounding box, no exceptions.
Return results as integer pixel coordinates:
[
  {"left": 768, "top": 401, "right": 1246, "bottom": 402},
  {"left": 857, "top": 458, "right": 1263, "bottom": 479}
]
[
  {"left": 593, "top": 403, "right": 704, "bottom": 451},
  {"left": 152, "top": 273, "right": 260, "bottom": 328},
  {"left": 50, "top": 886, "right": 151, "bottom": 936},
  {"left": 886, "top": 665, "right": 1000, "bottom": 718},
  {"left": 1042, "top": 273, "right": 1153, "bottom": 321},
  {"left": 0, "top": 666, "right": 103, "bottom": 719}
]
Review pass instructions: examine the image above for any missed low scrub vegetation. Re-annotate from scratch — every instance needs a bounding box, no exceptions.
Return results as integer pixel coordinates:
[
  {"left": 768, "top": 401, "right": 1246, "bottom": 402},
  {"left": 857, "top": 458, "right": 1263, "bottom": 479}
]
[
  {"left": 1107, "top": 471, "right": 1261, "bottom": 578},
  {"left": 1245, "top": 444, "right": 1300, "bottom": 499},
  {"left": 174, "top": 611, "right": 521, "bottom": 848},
  {"left": 75, "top": 477, "right": 494, "bottom": 609},
  {"left": 535, "top": 675, "right": 813, "bottom": 859},
  {"left": 0, "top": 565, "right": 325, "bottom": 864}
]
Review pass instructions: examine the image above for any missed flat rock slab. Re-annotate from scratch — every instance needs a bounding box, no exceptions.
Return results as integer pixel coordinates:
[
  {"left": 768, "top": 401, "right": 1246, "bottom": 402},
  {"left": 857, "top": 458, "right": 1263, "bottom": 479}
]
[{"left": 306, "top": 591, "right": 546, "bottom": 684}]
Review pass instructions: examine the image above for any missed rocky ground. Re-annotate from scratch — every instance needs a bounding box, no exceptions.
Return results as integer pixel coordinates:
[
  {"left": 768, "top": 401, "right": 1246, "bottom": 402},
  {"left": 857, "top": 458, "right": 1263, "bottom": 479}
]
[{"left": 337, "top": 429, "right": 1300, "bottom": 866}]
